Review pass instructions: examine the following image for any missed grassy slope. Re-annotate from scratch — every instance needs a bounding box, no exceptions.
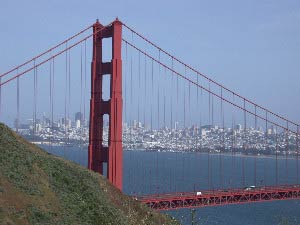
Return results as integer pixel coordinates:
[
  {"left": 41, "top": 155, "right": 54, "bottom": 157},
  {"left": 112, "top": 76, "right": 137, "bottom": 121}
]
[{"left": 0, "top": 123, "right": 179, "bottom": 225}]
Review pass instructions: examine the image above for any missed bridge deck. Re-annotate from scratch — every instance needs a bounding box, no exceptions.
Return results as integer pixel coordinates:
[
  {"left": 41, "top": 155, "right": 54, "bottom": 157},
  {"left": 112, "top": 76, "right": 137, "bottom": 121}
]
[{"left": 138, "top": 185, "right": 300, "bottom": 210}]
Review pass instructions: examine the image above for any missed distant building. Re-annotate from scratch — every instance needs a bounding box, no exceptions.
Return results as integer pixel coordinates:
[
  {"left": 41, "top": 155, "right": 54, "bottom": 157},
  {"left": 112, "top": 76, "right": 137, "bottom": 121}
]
[
  {"left": 235, "top": 124, "right": 242, "bottom": 131},
  {"left": 76, "top": 120, "right": 81, "bottom": 129},
  {"left": 201, "top": 129, "right": 207, "bottom": 137},
  {"left": 267, "top": 128, "right": 272, "bottom": 135},
  {"left": 75, "top": 112, "right": 83, "bottom": 122}
]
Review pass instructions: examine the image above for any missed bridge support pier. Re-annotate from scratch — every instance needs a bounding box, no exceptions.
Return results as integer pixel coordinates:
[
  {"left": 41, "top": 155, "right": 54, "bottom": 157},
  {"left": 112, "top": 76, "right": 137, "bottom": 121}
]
[{"left": 88, "top": 19, "right": 123, "bottom": 190}]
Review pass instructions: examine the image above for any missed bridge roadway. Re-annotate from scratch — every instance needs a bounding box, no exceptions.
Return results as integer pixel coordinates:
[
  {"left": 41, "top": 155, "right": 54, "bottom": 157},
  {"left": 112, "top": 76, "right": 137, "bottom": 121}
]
[{"left": 137, "top": 185, "right": 300, "bottom": 210}]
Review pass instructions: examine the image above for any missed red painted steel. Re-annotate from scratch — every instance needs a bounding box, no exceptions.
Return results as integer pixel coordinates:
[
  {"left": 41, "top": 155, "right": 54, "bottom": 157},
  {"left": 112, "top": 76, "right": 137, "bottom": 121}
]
[
  {"left": 138, "top": 185, "right": 300, "bottom": 210},
  {"left": 88, "top": 19, "right": 123, "bottom": 190}
]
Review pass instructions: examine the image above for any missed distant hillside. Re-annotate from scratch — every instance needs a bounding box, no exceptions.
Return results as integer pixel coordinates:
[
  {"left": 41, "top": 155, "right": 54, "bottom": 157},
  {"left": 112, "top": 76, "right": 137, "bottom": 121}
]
[{"left": 0, "top": 123, "right": 179, "bottom": 225}]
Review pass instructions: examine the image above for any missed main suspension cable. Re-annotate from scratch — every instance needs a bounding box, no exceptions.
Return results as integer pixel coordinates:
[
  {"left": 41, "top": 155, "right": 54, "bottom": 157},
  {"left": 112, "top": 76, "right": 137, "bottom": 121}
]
[
  {"left": 122, "top": 39, "right": 299, "bottom": 134},
  {"left": 0, "top": 25, "right": 93, "bottom": 79},
  {"left": 122, "top": 23, "right": 298, "bottom": 127}
]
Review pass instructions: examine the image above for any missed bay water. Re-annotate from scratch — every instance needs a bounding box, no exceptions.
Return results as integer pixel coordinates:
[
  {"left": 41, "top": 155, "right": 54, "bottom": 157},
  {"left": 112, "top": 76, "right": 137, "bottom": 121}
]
[{"left": 42, "top": 145, "right": 300, "bottom": 225}]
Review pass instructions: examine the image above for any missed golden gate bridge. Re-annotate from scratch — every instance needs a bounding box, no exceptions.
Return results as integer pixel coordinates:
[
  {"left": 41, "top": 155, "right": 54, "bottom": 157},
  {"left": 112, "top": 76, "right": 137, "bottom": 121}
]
[{"left": 0, "top": 19, "right": 300, "bottom": 211}]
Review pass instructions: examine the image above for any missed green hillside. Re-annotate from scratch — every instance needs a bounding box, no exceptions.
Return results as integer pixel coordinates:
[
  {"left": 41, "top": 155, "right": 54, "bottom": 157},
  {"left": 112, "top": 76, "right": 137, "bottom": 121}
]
[{"left": 0, "top": 123, "right": 179, "bottom": 225}]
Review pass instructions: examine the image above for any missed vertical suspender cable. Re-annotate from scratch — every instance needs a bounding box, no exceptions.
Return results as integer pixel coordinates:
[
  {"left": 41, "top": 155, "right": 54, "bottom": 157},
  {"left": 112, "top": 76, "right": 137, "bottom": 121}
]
[
  {"left": 64, "top": 44, "right": 68, "bottom": 148},
  {"left": 297, "top": 125, "right": 299, "bottom": 184},
  {"left": 210, "top": 83, "right": 213, "bottom": 188},
  {"left": 200, "top": 81, "right": 203, "bottom": 152},
  {"left": 157, "top": 51, "right": 160, "bottom": 130},
  {"left": 196, "top": 74, "right": 199, "bottom": 145},
  {"left": 49, "top": 60, "right": 52, "bottom": 148},
  {"left": 242, "top": 99, "right": 247, "bottom": 186},
  {"left": 156, "top": 147, "right": 159, "bottom": 193},
  {"left": 208, "top": 82, "right": 211, "bottom": 126},
  {"left": 275, "top": 125, "right": 279, "bottom": 185},
  {"left": 285, "top": 122, "right": 289, "bottom": 184},
  {"left": 156, "top": 52, "right": 160, "bottom": 192},
  {"left": 51, "top": 58, "right": 54, "bottom": 147},
  {"left": 197, "top": 74, "right": 203, "bottom": 186},
  {"left": 138, "top": 51, "right": 140, "bottom": 125},
  {"left": 16, "top": 70, "right": 20, "bottom": 133},
  {"left": 36, "top": 67, "right": 38, "bottom": 134},
  {"left": 211, "top": 90, "right": 214, "bottom": 126},
  {"left": 242, "top": 99, "right": 246, "bottom": 187},
  {"left": 219, "top": 87, "right": 224, "bottom": 188},
  {"left": 84, "top": 40, "right": 87, "bottom": 126},
  {"left": 144, "top": 54, "right": 147, "bottom": 129},
  {"left": 143, "top": 54, "right": 147, "bottom": 191},
  {"left": 183, "top": 74, "right": 186, "bottom": 128},
  {"left": 124, "top": 42, "right": 128, "bottom": 132},
  {"left": 231, "top": 93, "right": 235, "bottom": 188},
  {"left": 182, "top": 66, "right": 187, "bottom": 186},
  {"left": 130, "top": 43, "right": 133, "bottom": 146},
  {"left": 171, "top": 57, "right": 174, "bottom": 131},
  {"left": 68, "top": 48, "right": 71, "bottom": 143},
  {"left": 188, "top": 74, "right": 191, "bottom": 131},
  {"left": 175, "top": 62, "right": 179, "bottom": 151},
  {"left": 163, "top": 67, "right": 166, "bottom": 129},
  {"left": 151, "top": 59, "right": 153, "bottom": 131},
  {"left": 33, "top": 60, "right": 36, "bottom": 136},
  {"left": 130, "top": 32, "right": 133, "bottom": 148},
  {"left": 80, "top": 44, "right": 83, "bottom": 147},
  {"left": 196, "top": 73, "right": 200, "bottom": 185},
  {"left": 254, "top": 106, "right": 257, "bottom": 186},
  {"left": 208, "top": 81, "right": 211, "bottom": 189},
  {"left": 176, "top": 59, "right": 179, "bottom": 129},
  {"left": 264, "top": 111, "right": 268, "bottom": 185}
]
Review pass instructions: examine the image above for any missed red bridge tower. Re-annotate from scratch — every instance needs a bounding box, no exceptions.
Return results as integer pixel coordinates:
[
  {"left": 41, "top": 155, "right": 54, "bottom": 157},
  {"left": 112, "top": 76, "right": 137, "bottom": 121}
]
[{"left": 88, "top": 19, "right": 123, "bottom": 190}]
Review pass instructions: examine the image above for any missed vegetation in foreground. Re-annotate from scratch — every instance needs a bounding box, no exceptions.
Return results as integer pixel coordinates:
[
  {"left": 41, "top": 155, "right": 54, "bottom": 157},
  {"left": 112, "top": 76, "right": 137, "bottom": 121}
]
[{"left": 0, "top": 123, "right": 179, "bottom": 225}]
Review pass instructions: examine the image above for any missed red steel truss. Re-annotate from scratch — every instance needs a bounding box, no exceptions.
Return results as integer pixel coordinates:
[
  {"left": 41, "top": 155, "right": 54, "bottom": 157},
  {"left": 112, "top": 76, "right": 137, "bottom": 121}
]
[
  {"left": 138, "top": 185, "right": 300, "bottom": 210},
  {"left": 88, "top": 19, "right": 123, "bottom": 190}
]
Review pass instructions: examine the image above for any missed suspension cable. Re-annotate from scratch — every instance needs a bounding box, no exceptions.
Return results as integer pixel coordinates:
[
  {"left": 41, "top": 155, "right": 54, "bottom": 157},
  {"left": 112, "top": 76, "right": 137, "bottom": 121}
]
[
  {"left": 16, "top": 70, "right": 20, "bottom": 133},
  {"left": 33, "top": 60, "right": 36, "bottom": 136},
  {"left": 220, "top": 87, "right": 224, "bottom": 188},
  {"left": 157, "top": 50, "right": 160, "bottom": 130},
  {"left": 242, "top": 99, "right": 246, "bottom": 187},
  {"left": 231, "top": 93, "right": 236, "bottom": 188},
  {"left": 122, "top": 23, "right": 298, "bottom": 127},
  {"left": 285, "top": 122, "right": 289, "bottom": 184},
  {"left": 49, "top": 59, "right": 52, "bottom": 149},
  {"left": 144, "top": 54, "right": 147, "bottom": 129},
  {"left": 84, "top": 40, "right": 87, "bottom": 125},
  {"left": 171, "top": 57, "right": 174, "bottom": 132},
  {"left": 122, "top": 39, "right": 299, "bottom": 134},
  {"left": 163, "top": 67, "right": 166, "bottom": 129},
  {"left": 1, "top": 26, "right": 107, "bottom": 87},
  {"left": 151, "top": 59, "right": 153, "bottom": 131},
  {"left": 264, "top": 111, "right": 268, "bottom": 186},
  {"left": 138, "top": 51, "right": 141, "bottom": 126},
  {"left": 51, "top": 58, "right": 55, "bottom": 146},
  {"left": 254, "top": 105, "right": 257, "bottom": 186},
  {"left": 297, "top": 125, "right": 299, "bottom": 184},
  {"left": 80, "top": 44, "right": 83, "bottom": 146},
  {"left": 275, "top": 125, "right": 279, "bottom": 185},
  {"left": 0, "top": 25, "right": 93, "bottom": 79},
  {"left": 64, "top": 44, "right": 68, "bottom": 148}
]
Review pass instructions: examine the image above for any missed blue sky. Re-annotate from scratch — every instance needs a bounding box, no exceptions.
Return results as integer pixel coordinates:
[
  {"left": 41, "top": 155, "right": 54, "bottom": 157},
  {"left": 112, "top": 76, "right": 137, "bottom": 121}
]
[{"left": 0, "top": 0, "right": 300, "bottom": 125}]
